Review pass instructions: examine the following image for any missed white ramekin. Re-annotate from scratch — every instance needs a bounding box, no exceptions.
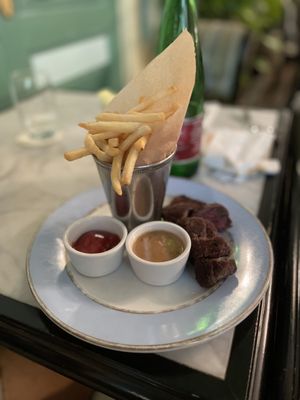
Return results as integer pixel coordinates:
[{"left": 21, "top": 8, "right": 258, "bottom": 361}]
[
  {"left": 126, "top": 220, "right": 191, "bottom": 286},
  {"left": 63, "top": 215, "right": 127, "bottom": 277}
]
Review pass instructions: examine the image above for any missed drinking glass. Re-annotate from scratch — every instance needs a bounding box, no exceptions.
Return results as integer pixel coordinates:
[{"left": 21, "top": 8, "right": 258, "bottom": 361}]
[{"left": 10, "top": 68, "right": 59, "bottom": 144}]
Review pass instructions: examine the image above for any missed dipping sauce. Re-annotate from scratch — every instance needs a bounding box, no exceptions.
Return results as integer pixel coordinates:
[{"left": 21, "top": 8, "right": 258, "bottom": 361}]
[
  {"left": 72, "top": 230, "right": 120, "bottom": 254},
  {"left": 133, "top": 230, "right": 185, "bottom": 262}
]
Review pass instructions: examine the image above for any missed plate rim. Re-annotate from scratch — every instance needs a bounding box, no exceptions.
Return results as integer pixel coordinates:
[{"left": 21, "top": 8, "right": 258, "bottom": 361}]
[{"left": 26, "top": 177, "right": 273, "bottom": 352}]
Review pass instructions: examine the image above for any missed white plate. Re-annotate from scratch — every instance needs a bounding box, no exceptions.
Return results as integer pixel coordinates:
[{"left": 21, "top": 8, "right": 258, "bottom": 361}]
[{"left": 27, "top": 177, "right": 273, "bottom": 352}]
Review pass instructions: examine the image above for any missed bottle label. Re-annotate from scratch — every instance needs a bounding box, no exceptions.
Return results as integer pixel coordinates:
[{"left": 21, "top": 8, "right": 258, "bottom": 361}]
[{"left": 173, "top": 114, "right": 203, "bottom": 163}]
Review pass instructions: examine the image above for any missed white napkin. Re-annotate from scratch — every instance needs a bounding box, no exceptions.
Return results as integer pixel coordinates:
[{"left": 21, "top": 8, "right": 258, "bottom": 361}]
[{"left": 202, "top": 104, "right": 280, "bottom": 179}]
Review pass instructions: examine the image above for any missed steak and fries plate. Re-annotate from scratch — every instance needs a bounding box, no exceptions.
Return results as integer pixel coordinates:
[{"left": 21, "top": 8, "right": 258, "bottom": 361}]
[{"left": 27, "top": 178, "right": 273, "bottom": 352}]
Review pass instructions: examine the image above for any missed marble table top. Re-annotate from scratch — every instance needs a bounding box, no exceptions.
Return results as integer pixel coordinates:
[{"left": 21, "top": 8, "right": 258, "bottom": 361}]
[{"left": 0, "top": 90, "right": 280, "bottom": 379}]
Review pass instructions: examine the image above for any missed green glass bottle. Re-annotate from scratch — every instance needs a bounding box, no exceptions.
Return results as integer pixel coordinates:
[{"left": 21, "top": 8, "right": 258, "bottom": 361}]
[{"left": 158, "top": 0, "right": 205, "bottom": 177}]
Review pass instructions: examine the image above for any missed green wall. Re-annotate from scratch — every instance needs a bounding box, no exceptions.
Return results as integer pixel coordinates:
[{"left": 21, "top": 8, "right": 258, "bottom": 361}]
[{"left": 0, "top": 0, "right": 121, "bottom": 110}]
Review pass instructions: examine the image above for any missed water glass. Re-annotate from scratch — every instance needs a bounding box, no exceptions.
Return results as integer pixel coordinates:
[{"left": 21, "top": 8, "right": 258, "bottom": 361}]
[{"left": 10, "top": 68, "right": 58, "bottom": 142}]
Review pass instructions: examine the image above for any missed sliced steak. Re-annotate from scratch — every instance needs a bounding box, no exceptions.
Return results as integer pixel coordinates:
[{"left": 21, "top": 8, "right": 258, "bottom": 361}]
[
  {"left": 191, "top": 236, "right": 232, "bottom": 260},
  {"left": 192, "top": 203, "right": 232, "bottom": 232},
  {"left": 161, "top": 203, "right": 194, "bottom": 223},
  {"left": 163, "top": 196, "right": 231, "bottom": 232},
  {"left": 169, "top": 195, "right": 206, "bottom": 209},
  {"left": 162, "top": 196, "right": 206, "bottom": 223},
  {"left": 194, "top": 257, "right": 237, "bottom": 288},
  {"left": 179, "top": 216, "right": 217, "bottom": 238},
  {"left": 162, "top": 195, "right": 236, "bottom": 288}
]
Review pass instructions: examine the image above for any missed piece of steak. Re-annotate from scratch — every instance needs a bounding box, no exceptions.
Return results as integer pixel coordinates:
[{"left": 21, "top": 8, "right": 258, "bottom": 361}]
[
  {"left": 162, "top": 195, "right": 236, "bottom": 288},
  {"left": 194, "top": 257, "right": 237, "bottom": 288},
  {"left": 161, "top": 203, "right": 194, "bottom": 223},
  {"left": 191, "top": 236, "right": 232, "bottom": 260},
  {"left": 179, "top": 216, "right": 217, "bottom": 238},
  {"left": 169, "top": 195, "right": 206, "bottom": 209},
  {"left": 163, "top": 196, "right": 231, "bottom": 232},
  {"left": 162, "top": 196, "right": 207, "bottom": 223},
  {"left": 192, "top": 203, "right": 232, "bottom": 232}
]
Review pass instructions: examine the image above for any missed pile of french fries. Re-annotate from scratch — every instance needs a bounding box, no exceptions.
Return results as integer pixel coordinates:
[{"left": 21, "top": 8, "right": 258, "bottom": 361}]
[{"left": 64, "top": 86, "right": 178, "bottom": 196}]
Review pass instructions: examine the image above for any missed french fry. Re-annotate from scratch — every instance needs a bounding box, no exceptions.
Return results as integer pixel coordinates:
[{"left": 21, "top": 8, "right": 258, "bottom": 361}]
[
  {"left": 96, "top": 111, "right": 165, "bottom": 123},
  {"left": 94, "top": 138, "right": 120, "bottom": 157},
  {"left": 64, "top": 148, "right": 90, "bottom": 161},
  {"left": 121, "top": 136, "right": 149, "bottom": 186},
  {"left": 105, "top": 146, "right": 120, "bottom": 157},
  {"left": 84, "top": 134, "right": 112, "bottom": 162},
  {"left": 92, "top": 131, "right": 127, "bottom": 141},
  {"left": 130, "top": 86, "right": 177, "bottom": 112},
  {"left": 119, "top": 125, "right": 151, "bottom": 153},
  {"left": 108, "top": 138, "right": 119, "bottom": 147},
  {"left": 136, "top": 136, "right": 148, "bottom": 151},
  {"left": 111, "top": 152, "right": 124, "bottom": 196},
  {"left": 65, "top": 84, "right": 179, "bottom": 195},
  {"left": 93, "top": 138, "right": 107, "bottom": 152},
  {"left": 79, "top": 121, "right": 141, "bottom": 134}
]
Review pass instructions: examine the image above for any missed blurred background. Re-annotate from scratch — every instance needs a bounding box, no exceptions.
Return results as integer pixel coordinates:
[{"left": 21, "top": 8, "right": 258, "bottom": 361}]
[{"left": 0, "top": 0, "right": 299, "bottom": 110}]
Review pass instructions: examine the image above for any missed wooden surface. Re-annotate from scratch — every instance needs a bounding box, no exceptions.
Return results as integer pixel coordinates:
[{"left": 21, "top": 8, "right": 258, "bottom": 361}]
[{"left": 0, "top": 348, "right": 93, "bottom": 400}]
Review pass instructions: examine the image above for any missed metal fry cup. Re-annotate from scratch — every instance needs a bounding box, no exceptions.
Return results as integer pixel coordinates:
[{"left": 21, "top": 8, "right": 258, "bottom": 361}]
[{"left": 94, "top": 151, "right": 175, "bottom": 231}]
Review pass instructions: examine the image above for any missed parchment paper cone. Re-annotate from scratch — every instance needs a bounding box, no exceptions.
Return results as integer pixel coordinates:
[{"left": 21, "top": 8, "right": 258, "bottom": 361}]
[{"left": 104, "top": 30, "right": 196, "bottom": 166}]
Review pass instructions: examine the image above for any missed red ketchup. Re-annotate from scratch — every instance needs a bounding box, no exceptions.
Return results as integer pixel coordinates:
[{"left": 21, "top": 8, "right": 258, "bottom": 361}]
[{"left": 72, "top": 230, "right": 120, "bottom": 254}]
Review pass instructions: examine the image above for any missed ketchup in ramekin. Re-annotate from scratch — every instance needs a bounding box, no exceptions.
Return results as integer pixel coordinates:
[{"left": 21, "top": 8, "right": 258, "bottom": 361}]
[{"left": 72, "top": 230, "right": 120, "bottom": 254}]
